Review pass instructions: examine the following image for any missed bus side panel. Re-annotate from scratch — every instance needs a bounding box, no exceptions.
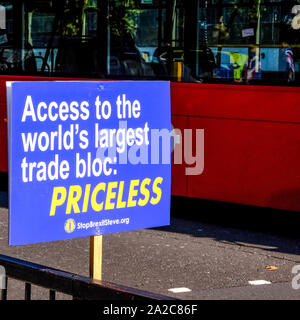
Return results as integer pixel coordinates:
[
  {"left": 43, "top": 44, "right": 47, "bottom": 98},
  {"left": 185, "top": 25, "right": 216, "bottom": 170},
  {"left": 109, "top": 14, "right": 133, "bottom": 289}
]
[
  {"left": 171, "top": 82, "right": 300, "bottom": 124},
  {"left": 171, "top": 82, "right": 300, "bottom": 211},
  {"left": 186, "top": 109, "right": 300, "bottom": 212}
]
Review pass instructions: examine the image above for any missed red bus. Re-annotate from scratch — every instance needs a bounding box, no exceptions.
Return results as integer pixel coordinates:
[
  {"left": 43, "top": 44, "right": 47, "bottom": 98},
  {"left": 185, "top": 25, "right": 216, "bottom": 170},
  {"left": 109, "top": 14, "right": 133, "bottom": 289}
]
[{"left": 1, "top": 0, "right": 300, "bottom": 212}]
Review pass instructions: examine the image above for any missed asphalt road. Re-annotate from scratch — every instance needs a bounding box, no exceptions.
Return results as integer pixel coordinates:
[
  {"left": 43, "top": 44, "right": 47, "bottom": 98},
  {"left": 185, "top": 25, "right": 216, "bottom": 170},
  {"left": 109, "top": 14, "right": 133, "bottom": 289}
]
[{"left": 0, "top": 191, "right": 300, "bottom": 300}]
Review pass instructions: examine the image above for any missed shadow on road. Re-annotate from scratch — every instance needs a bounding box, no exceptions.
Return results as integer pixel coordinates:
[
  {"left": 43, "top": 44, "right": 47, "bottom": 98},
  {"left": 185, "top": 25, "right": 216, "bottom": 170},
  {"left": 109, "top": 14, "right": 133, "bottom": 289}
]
[{"left": 153, "top": 196, "right": 300, "bottom": 257}]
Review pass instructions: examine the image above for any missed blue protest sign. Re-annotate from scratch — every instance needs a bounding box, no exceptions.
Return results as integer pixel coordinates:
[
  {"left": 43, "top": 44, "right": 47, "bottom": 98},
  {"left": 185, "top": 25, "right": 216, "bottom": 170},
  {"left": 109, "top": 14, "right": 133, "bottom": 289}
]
[{"left": 7, "top": 81, "right": 171, "bottom": 245}]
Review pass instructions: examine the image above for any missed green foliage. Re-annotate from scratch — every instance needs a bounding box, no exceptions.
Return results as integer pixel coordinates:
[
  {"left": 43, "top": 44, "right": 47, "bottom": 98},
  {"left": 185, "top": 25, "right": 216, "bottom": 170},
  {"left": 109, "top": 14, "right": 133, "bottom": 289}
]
[{"left": 110, "top": 0, "right": 143, "bottom": 39}]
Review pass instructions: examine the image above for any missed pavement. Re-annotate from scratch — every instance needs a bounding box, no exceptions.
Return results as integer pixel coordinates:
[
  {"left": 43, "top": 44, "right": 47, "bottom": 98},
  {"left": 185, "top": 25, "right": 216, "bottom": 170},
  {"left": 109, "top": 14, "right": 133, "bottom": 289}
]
[{"left": 0, "top": 191, "right": 300, "bottom": 300}]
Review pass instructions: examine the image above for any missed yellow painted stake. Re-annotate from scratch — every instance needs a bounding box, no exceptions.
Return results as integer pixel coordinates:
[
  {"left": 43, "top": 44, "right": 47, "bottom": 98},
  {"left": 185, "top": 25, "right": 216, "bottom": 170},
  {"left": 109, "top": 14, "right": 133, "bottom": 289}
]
[{"left": 90, "top": 235, "right": 102, "bottom": 281}]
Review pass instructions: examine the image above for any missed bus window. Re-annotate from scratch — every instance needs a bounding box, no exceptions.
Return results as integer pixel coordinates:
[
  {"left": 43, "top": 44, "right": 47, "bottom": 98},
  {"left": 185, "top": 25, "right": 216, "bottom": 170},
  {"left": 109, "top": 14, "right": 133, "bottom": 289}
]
[
  {"left": 24, "top": 0, "right": 101, "bottom": 76},
  {"left": 0, "top": 0, "right": 300, "bottom": 86},
  {"left": 189, "top": 0, "right": 300, "bottom": 85},
  {"left": 107, "top": 0, "right": 192, "bottom": 81},
  {"left": 0, "top": 1, "right": 17, "bottom": 73},
  {"left": 107, "top": 0, "right": 162, "bottom": 79},
  {"left": 27, "top": 1, "right": 56, "bottom": 74}
]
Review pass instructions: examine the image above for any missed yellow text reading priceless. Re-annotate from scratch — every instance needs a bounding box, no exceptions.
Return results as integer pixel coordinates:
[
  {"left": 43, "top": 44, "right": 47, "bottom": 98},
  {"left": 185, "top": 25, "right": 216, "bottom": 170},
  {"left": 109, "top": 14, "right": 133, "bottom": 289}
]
[{"left": 50, "top": 177, "right": 163, "bottom": 216}]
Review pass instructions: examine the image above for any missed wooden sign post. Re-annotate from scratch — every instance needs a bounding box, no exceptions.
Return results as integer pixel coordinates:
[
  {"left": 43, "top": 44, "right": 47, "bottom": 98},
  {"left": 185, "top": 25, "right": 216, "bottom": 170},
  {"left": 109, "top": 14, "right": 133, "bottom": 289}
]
[{"left": 89, "top": 235, "right": 102, "bottom": 281}]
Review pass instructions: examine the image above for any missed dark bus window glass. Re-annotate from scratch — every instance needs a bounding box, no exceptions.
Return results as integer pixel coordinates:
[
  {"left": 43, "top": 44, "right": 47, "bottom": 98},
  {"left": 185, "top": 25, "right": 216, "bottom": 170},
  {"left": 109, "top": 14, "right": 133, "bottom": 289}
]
[
  {"left": 0, "top": 1, "right": 13, "bottom": 42},
  {"left": 107, "top": 1, "right": 167, "bottom": 79},
  {"left": 0, "top": 0, "right": 299, "bottom": 86},
  {"left": 23, "top": 0, "right": 103, "bottom": 77},
  {"left": 194, "top": 0, "right": 300, "bottom": 85},
  {"left": 0, "top": 1, "right": 14, "bottom": 72}
]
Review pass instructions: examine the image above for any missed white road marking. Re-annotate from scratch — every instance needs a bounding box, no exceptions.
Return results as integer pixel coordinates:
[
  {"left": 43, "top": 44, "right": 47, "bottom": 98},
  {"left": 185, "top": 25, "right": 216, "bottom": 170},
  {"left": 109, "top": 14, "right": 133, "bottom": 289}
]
[
  {"left": 248, "top": 280, "right": 271, "bottom": 285},
  {"left": 168, "top": 287, "right": 192, "bottom": 293}
]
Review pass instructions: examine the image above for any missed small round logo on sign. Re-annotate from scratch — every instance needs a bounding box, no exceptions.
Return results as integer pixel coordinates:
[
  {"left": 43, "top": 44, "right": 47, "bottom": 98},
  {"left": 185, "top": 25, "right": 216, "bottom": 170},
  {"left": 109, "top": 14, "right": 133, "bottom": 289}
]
[{"left": 64, "top": 219, "right": 76, "bottom": 233}]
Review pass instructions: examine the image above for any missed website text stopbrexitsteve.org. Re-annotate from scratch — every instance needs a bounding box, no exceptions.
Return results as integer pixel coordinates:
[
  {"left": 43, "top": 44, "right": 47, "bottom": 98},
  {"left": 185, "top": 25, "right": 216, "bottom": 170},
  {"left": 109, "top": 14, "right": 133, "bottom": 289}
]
[{"left": 77, "top": 218, "right": 130, "bottom": 230}]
